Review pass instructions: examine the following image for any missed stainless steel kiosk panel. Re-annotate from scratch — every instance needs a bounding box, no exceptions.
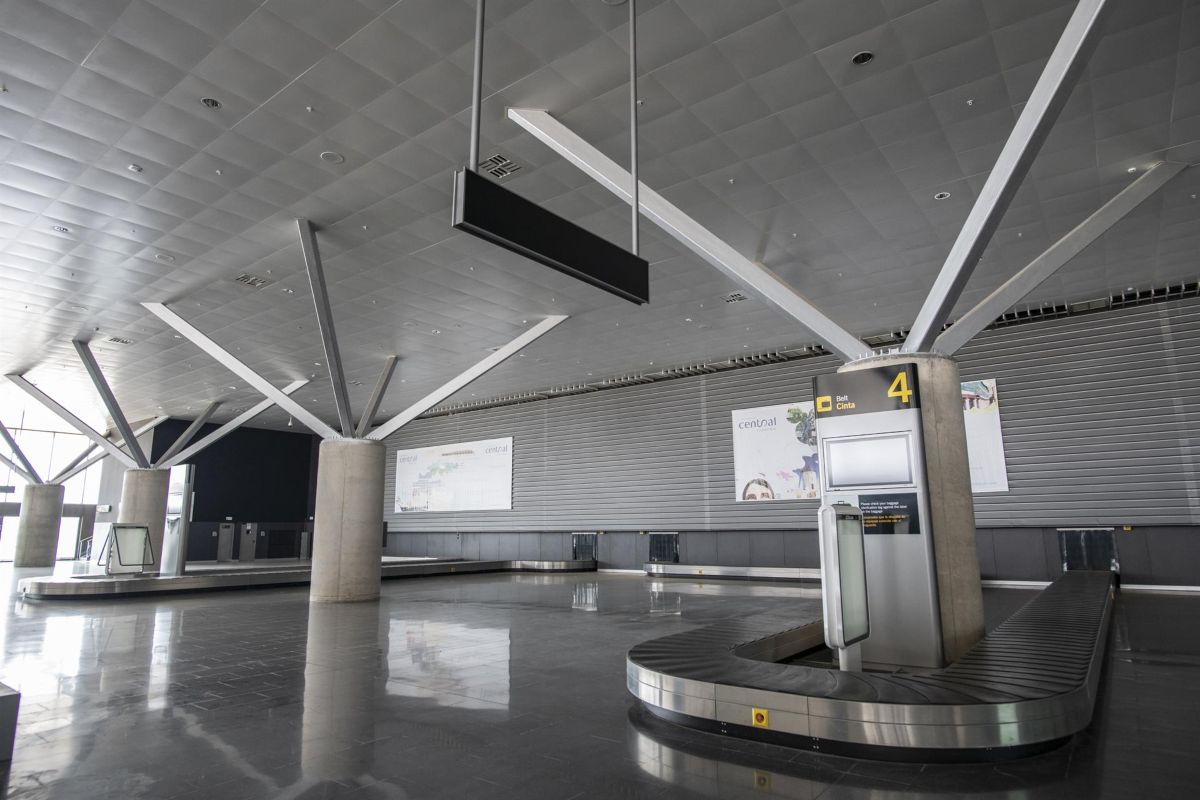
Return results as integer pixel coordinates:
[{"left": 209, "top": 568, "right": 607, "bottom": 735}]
[
  {"left": 216, "top": 522, "right": 234, "bottom": 562},
  {"left": 814, "top": 364, "right": 943, "bottom": 668},
  {"left": 160, "top": 464, "right": 194, "bottom": 577},
  {"left": 239, "top": 523, "right": 257, "bottom": 562},
  {"left": 819, "top": 503, "right": 869, "bottom": 671}
]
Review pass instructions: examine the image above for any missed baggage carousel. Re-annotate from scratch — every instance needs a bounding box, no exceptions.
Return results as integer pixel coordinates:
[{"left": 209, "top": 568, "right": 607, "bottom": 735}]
[
  {"left": 627, "top": 570, "right": 1114, "bottom": 761},
  {"left": 19, "top": 557, "right": 596, "bottom": 599}
]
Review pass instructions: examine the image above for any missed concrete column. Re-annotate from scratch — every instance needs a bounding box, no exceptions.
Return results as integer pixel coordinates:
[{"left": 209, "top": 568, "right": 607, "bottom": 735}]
[
  {"left": 13, "top": 483, "right": 66, "bottom": 568},
  {"left": 841, "top": 352, "right": 985, "bottom": 663},
  {"left": 310, "top": 439, "right": 385, "bottom": 603},
  {"left": 117, "top": 468, "right": 170, "bottom": 571}
]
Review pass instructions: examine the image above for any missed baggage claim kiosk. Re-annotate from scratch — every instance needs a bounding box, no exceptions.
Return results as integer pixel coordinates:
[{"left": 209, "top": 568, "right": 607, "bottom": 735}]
[{"left": 815, "top": 363, "right": 943, "bottom": 669}]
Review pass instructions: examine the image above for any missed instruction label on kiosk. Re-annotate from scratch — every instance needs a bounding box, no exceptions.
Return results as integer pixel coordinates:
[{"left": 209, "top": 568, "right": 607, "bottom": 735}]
[{"left": 858, "top": 493, "right": 921, "bottom": 535}]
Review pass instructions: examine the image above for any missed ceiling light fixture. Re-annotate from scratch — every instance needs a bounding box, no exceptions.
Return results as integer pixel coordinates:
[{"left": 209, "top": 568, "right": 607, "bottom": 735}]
[
  {"left": 155, "top": 253, "right": 175, "bottom": 263},
  {"left": 1126, "top": 166, "right": 1137, "bottom": 173},
  {"left": 127, "top": 163, "right": 143, "bottom": 173},
  {"left": 933, "top": 191, "right": 951, "bottom": 200},
  {"left": 319, "top": 151, "right": 345, "bottom": 164},
  {"left": 201, "top": 97, "right": 222, "bottom": 109},
  {"left": 52, "top": 225, "right": 70, "bottom": 233},
  {"left": 851, "top": 51, "right": 874, "bottom": 66}
]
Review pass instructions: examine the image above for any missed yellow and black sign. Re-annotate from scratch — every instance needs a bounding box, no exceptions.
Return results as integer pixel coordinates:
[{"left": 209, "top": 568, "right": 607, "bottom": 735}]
[
  {"left": 812, "top": 363, "right": 920, "bottom": 418},
  {"left": 751, "top": 707, "right": 769, "bottom": 728}
]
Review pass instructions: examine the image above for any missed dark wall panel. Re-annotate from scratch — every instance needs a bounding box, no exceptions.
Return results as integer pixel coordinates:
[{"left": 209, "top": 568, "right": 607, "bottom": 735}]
[{"left": 151, "top": 421, "right": 318, "bottom": 523}]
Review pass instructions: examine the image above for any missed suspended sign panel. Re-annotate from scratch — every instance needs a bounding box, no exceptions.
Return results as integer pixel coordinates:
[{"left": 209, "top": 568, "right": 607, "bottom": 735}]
[
  {"left": 451, "top": 168, "right": 650, "bottom": 304},
  {"left": 394, "top": 437, "right": 513, "bottom": 513}
]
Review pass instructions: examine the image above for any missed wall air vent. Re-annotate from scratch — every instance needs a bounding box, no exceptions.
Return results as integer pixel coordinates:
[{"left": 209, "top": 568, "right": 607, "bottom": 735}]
[
  {"left": 105, "top": 336, "right": 133, "bottom": 345},
  {"left": 724, "top": 291, "right": 748, "bottom": 303},
  {"left": 234, "top": 273, "right": 275, "bottom": 289},
  {"left": 477, "top": 153, "right": 524, "bottom": 181}
]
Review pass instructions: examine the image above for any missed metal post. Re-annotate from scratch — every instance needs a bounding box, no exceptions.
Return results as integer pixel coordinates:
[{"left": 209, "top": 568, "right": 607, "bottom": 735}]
[
  {"left": 52, "top": 416, "right": 170, "bottom": 484},
  {"left": 355, "top": 355, "right": 398, "bottom": 438},
  {"left": 468, "top": 0, "right": 486, "bottom": 170},
  {"left": 933, "top": 161, "right": 1186, "bottom": 355},
  {"left": 73, "top": 339, "right": 151, "bottom": 468},
  {"left": 3, "top": 375, "right": 138, "bottom": 468},
  {"left": 0, "top": 452, "right": 38, "bottom": 485},
  {"left": 154, "top": 401, "right": 222, "bottom": 467},
  {"left": 367, "top": 316, "right": 568, "bottom": 441},
  {"left": 508, "top": 108, "right": 870, "bottom": 362},
  {"left": 0, "top": 420, "right": 41, "bottom": 483},
  {"left": 904, "top": 0, "right": 1113, "bottom": 352},
  {"left": 159, "top": 381, "right": 308, "bottom": 469},
  {"left": 297, "top": 219, "right": 354, "bottom": 437},
  {"left": 629, "top": 0, "right": 639, "bottom": 256},
  {"left": 142, "top": 302, "right": 339, "bottom": 440}
]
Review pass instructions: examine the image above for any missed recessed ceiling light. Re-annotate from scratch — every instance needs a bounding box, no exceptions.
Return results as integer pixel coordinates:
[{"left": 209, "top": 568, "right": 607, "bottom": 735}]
[
  {"left": 1126, "top": 286, "right": 1135, "bottom": 291},
  {"left": 155, "top": 253, "right": 175, "bottom": 263},
  {"left": 319, "top": 151, "right": 345, "bottom": 164},
  {"left": 52, "top": 225, "right": 70, "bottom": 233},
  {"left": 851, "top": 51, "right": 874, "bottom": 66},
  {"left": 201, "top": 97, "right": 221, "bottom": 109},
  {"left": 127, "top": 163, "right": 143, "bottom": 173},
  {"left": 431, "top": 329, "right": 441, "bottom": 334},
  {"left": 70, "top": 305, "right": 88, "bottom": 312},
  {"left": 933, "top": 191, "right": 951, "bottom": 200},
  {"left": 1127, "top": 167, "right": 1137, "bottom": 173}
]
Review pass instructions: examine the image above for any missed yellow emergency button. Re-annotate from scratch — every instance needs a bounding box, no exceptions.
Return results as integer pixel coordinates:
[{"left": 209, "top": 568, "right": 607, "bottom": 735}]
[{"left": 751, "top": 707, "right": 769, "bottom": 728}]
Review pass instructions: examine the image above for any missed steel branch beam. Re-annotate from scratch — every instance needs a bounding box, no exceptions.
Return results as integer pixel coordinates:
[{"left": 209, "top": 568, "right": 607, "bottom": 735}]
[
  {"left": 507, "top": 108, "right": 869, "bottom": 363},
  {"left": 934, "top": 161, "right": 1186, "bottom": 355},
  {"left": 0, "top": 452, "right": 38, "bottom": 485},
  {"left": 154, "top": 401, "right": 222, "bottom": 467},
  {"left": 904, "top": 0, "right": 1113, "bottom": 352},
  {"left": 0, "top": 419, "right": 41, "bottom": 483},
  {"left": 367, "top": 316, "right": 568, "bottom": 441},
  {"left": 159, "top": 381, "right": 308, "bottom": 469},
  {"left": 4, "top": 374, "right": 138, "bottom": 468},
  {"left": 53, "top": 416, "right": 169, "bottom": 484},
  {"left": 297, "top": 219, "right": 354, "bottom": 437},
  {"left": 355, "top": 355, "right": 398, "bottom": 438},
  {"left": 73, "top": 339, "right": 150, "bottom": 467},
  {"left": 142, "top": 302, "right": 340, "bottom": 440}
]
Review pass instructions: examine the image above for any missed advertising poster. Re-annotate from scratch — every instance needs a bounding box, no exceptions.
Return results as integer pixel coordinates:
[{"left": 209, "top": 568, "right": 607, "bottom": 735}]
[
  {"left": 962, "top": 379, "right": 1009, "bottom": 493},
  {"left": 731, "top": 403, "right": 820, "bottom": 502},
  {"left": 394, "top": 437, "right": 513, "bottom": 513}
]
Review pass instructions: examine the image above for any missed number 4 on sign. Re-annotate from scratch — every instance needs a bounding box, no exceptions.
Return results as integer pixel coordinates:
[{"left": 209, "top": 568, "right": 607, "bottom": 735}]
[{"left": 888, "top": 371, "right": 913, "bottom": 404}]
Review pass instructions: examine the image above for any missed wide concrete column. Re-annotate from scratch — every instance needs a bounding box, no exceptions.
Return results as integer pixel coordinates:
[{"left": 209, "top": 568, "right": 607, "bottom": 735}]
[
  {"left": 13, "top": 483, "right": 66, "bottom": 568},
  {"left": 310, "top": 438, "right": 385, "bottom": 603},
  {"left": 841, "top": 352, "right": 985, "bottom": 663},
  {"left": 117, "top": 468, "right": 170, "bottom": 571}
]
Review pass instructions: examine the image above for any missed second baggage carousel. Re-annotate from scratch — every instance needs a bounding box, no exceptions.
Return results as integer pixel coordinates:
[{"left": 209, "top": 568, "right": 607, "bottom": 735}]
[{"left": 19, "top": 556, "right": 596, "bottom": 599}]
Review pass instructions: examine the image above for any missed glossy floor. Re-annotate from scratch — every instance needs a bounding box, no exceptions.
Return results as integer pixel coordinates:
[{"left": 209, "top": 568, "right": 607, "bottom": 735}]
[{"left": 0, "top": 567, "right": 1197, "bottom": 799}]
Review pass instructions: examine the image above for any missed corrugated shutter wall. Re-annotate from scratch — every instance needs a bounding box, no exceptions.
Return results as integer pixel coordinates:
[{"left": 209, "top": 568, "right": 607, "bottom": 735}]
[{"left": 384, "top": 298, "right": 1200, "bottom": 532}]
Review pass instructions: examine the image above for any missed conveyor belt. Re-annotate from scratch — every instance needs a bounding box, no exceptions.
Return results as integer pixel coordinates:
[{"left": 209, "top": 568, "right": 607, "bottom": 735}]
[
  {"left": 19, "top": 559, "right": 595, "bottom": 599},
  {"left": 627, "top": 570, "right": 1114, "bottom": 760}
]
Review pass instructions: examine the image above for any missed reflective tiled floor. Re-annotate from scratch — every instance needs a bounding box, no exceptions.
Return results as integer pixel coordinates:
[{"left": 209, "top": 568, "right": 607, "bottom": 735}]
[{"left": 0, "top": 566, "right": 1197, "bottom": 799}]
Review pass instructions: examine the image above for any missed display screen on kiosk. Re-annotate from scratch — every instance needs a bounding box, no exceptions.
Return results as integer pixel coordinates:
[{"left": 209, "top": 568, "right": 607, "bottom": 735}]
[{"left": 825, "top": 434, "right": 913, "bottom": 488}]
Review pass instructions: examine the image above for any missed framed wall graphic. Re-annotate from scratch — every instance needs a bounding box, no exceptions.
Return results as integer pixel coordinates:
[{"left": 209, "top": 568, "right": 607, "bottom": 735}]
[
  {"left": 731, "top": 403, "right": 820, "bottom": 502},
  {"left": 394, "top": 437, "right": 513, "bottom": 512},
  {"left": 962, "top": 379, "right": 1009, "bottom": 493}
]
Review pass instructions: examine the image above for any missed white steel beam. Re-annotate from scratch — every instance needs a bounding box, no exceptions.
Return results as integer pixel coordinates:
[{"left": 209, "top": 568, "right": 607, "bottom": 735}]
[
  {"left": 297, "top": 219, "right": 354, "bottom": 437},
  {"left": 355, "top": 355, "right": 398, "bottom": 438},
  {"left": 53, "top": 416, "right": 170, "bottom": 484},
  {"left": 142, "top": 302, "right": 340, "bottom": 440},
  {"left": 904, "top": 0, "right": 1113, "bottom": 352},
  {"left": 0, "top": 419, "right": 41, "bottom": 483},
  {"left": 4, "top": 374, "right": 138, "bottom": 468},
  {"left": 367, "top": 317, "right": 568, "bottom": 441},
  {"left": 934, "top": 162, "right": 1186, "bottom": 355},
  {"left": 0, "top": 452, "right": 38, "bottom": 485},
  {"left": 153, "top": 401, "right": 222, "bottom": 467},
  {"left": 73, "top": 339, "right": 151, "bottom": 468},
  {"left": 507, "top": 108, "right": 869, "bottom": 363},
  {"left": 159, "top": 381, "right": 308, "bottom": 469}
]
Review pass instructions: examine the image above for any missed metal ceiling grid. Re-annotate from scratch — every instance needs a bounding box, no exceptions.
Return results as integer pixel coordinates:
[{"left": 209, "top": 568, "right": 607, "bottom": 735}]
[{"left": 1, "top": 0, "right": 1197, "bottom": 434}]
